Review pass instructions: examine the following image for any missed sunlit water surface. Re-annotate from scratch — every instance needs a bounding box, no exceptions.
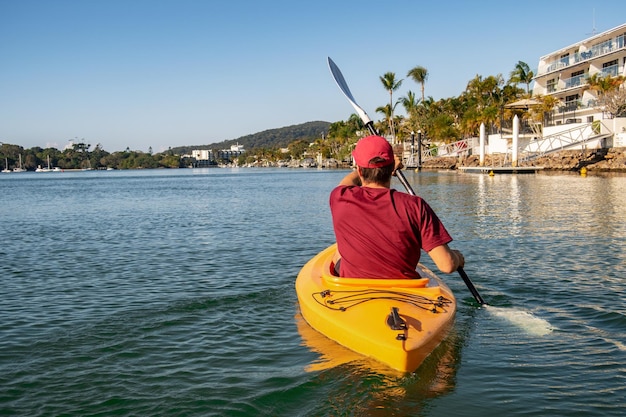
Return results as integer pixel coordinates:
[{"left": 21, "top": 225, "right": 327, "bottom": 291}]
[{"left": 1, "top": 169, "right": 624, "bottom": 416}]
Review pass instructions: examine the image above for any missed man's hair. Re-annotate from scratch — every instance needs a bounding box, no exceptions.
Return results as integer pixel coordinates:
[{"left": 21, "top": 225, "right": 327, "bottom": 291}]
[{"left": 359, "top": 157, "right": 394, "bottom": 184}]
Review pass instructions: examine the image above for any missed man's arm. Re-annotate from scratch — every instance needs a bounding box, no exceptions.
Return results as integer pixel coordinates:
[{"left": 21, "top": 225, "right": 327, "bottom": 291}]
[
  {"left": 338, "top": 170, "right": 362, "bottom": 186},
  {"left": 427, "top": 244, "right": 465, "bottom": 274}
]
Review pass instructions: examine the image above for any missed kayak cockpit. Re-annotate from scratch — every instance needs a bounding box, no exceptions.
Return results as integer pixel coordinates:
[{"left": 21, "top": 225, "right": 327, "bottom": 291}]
[{"left": 328, "top": 257, "right": 430, "bottom": 288}]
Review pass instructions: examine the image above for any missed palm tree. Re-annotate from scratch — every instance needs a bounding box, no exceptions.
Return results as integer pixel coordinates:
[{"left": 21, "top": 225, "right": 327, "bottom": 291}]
[
  {"left": 399, "top": 91, "right": 421, "bottom": 134},
  {"left": 399, "top": 90, "right": 420, "bottom": 115},
  {"left": 375, "top": 103, "right": 395, "bottom": 137},
  {"left": 585, "top": 74, "right": 626, "bottom": 117},
  {"left": 509, "top": 61, "right": 534, "bottom": 96},
  {"left": 586, "top": 73, "right": 625, "bottom": 96},
  {"left": 528, "top": 94, "right": 560, "bottom": 126},
  {"left": 440, "top": 96, "right": 466, "bottom": 129},
  {"left": 407, "top": 66, "right": 429, "bottom": 103},
  {"left": 347, "top": 113, "right": 364, "bottom": 131},
  {"left": 379, "top": 72, "right": 403, "bottom": 141},
  {"left": 466, "top": 74, "right": 504, "bottom": 109},
  {"left": 464, "top": 74, "right": 505, "bottom": 135}
]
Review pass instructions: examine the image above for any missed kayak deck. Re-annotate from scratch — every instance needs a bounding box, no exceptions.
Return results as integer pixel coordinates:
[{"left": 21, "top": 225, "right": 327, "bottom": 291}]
[{"left": 296, "top": 244, "right": 456, "bottom": 373}]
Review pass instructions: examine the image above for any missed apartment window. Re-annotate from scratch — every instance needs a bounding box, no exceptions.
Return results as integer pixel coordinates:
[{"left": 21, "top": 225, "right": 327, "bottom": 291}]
[
  {"left": 564, "top": 70, "right": 585, "bottom": 89},
  {"left": 547, "top": 78, "right": 557, "bottom": 93},
  {"left": 602, "top": 59, "right": 619, "bottom": 77},
  {"left": 565, "top": 94, "right": 579, "bottom": 112}
]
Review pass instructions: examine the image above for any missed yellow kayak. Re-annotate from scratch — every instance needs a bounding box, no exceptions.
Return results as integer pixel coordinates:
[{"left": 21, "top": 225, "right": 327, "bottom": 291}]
[{"left": 295, "top": 244, "right": 456, "bottom": 373}]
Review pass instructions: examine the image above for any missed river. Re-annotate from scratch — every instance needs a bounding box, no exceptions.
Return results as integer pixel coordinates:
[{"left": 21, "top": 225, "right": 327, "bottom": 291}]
[{"left": 1, "top": 168, "right": 624, "bottom": 416}]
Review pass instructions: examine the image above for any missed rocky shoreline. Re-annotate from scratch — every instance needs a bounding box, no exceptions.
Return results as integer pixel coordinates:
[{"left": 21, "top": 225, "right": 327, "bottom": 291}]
[{"left": 419, "top": 147, "right": 626, "bottom": 172}]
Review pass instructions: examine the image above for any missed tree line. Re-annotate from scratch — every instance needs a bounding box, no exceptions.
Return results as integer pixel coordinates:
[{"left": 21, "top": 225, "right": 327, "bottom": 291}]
[
  {"left": 0, "top": 142, "right": 183, "bottom": 171},
  {"left": 240, "top": 61, "right": 624, "bottom": 166},
  {"left": 3, "top": 63, "right": 624, "bottom": 170},
  {"left": 373, "top": 61, "right": 624, "bottom": 143}
]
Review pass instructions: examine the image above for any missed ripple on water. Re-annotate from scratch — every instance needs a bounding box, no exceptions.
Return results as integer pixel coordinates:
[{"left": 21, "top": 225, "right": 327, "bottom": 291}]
[{"left": 1, "top": 170, "right": 625, "bottom": 416}]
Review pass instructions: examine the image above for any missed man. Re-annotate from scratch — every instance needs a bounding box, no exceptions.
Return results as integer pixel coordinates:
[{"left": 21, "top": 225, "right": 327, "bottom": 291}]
[{"left": 329, "top": 135, "right": 464, "bottom": 278}]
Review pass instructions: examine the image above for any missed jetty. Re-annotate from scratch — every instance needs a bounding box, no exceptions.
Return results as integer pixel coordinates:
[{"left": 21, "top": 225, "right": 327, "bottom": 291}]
[{"left": 457, "top": 166, "right": 542, "bottom": 174}]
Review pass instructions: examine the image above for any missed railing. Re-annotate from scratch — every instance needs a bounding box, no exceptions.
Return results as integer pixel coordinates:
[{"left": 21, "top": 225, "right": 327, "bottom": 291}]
[
  {"left": 547, "top": 82, "right": 557, "bottom": 93},
  {"left": 601, "top": 63, "right": 619, "bottom": 77},
  {"left": 537, "top": 34, "right": 626, "bottom": 75},
  {"left": 540, "top": 68, "right": 624, "bottom": 94},
  {"left": 589, "top": 38, "right": 617, "bottom": 57},
  {"left": 563, "top": 73, "right": 586, "bottom": 89},
  {"left": 408, "top": 122, "right": 613, "bottom": 166},
  {"left": 408, "top": 137, "right": 478, "bottom": 163},
  {"left": 559, "top": 101, "right": 581, "bottom": 113},
  {"left": 501, "top": 118, "right": 536, "bottom": 135},
  {"left": 516, "top": 122, "right": 611, "bottom": 164},
  {"left": 543, "top": 59, "right": 569, "bottom": 74}
]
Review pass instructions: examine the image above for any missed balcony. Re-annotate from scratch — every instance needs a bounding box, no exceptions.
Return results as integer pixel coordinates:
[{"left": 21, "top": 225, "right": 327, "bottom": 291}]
[
  {"left": 559, "top": 101, "right": 581, "bottom": 113},
  {"left": 537, "top": 34, "right": 626, "bottom": 76},
  {"left": 563, "top": 74, "right": 586, "bottom": 90},
  {"left": 543, "top": 59, "right": 569, "bottom": 73},
  {"left": 600, "top": 63, "right": 619, "bottom": 77}
]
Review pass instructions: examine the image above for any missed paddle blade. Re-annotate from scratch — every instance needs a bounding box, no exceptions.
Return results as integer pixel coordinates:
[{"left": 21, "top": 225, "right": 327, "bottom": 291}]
[{"left": 327, "top": 57, "right": 372, "bottom": 125}]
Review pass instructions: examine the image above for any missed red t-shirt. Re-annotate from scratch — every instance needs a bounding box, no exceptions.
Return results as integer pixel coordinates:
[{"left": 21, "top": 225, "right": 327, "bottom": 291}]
[{"left": 329, "top": 185, "right": 452, "bottom": 278}]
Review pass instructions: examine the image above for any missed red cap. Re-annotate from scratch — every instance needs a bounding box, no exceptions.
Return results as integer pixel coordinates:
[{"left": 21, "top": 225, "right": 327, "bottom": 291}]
[{"left": 352, "top": 135, "right": 394, "bottom": 168}]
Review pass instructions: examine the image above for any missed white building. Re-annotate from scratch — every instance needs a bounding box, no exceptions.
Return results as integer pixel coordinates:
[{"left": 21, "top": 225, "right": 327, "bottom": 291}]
[
  {"left": 533, "top": 23, "right": 626, "bottom": 119},
  {"left": 486, "top": 23, "right": 626, "bottom": 159},
  {"left": 191, "top": 144, "right": 246, "bottom": 167},
  {"left": 191, "top": 149, "right": 211, "bottom": 160},
  {"left": 531, "top": 23, "right": 626, "bottom": 148}
]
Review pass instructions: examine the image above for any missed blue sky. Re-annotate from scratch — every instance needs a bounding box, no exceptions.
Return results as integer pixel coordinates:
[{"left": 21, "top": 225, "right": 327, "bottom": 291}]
[{"left": 1, "top": 0, "right": 624, "bottom": 153}]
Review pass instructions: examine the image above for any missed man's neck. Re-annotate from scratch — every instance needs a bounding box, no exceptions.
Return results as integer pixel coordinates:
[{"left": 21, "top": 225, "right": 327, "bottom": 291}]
[{"left": 360, "top": 180, "right": 390, "bottom": 189}]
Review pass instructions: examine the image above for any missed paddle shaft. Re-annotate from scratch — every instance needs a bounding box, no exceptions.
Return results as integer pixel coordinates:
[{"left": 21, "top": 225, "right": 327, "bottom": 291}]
[
  {"left": 395, "top": 164, "right": 486, "bottom": 306},
  {"left": 387, "top": 153, "right": 486, "bottom": 306},
  {"left": 327, "top": 57, "right": 487, "bottom": 306},
  {"left": 457, "top": 267, "right": 486, "bottom": 305},
  {"left": 362, "top": 121, "right": 414, "bottom": 196}
]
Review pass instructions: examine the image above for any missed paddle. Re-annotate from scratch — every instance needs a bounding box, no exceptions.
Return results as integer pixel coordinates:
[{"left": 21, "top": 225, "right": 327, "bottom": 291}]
[
  {"left": 327, "top": 57, "right": 413, "bottom": 194},
  {"left": 327, "top": 56, "right": 487, "bottom": 306}
]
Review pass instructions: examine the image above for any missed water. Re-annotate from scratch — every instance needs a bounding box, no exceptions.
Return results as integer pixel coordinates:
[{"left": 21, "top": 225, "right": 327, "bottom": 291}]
[{"left": 1, "top": 168, "right": 625, "bottom": 416}]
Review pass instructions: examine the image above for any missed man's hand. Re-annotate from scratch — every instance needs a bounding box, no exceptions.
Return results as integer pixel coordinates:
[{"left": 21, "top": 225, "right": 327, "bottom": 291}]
[{"left": 392, "top": 155, "right": 404, "bottom": 176}]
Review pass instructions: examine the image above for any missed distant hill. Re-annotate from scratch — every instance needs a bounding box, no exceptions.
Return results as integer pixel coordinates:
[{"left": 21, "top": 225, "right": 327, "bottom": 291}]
[{"left": 168, "top": 121, "right": 331, "bottom": 154}]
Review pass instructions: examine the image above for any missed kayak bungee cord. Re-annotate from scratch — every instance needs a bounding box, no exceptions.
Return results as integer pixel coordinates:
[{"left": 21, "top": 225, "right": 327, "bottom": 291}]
[{"left": 312, "top": 289, "right": 453, "bottom": 314}]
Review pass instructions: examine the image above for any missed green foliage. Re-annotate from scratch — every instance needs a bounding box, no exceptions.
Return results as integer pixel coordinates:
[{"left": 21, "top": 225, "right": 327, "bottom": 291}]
[
  {"left": 430, "top": 113, "right": 460, "bottom": 142},
  {"left": 168, "top": 121, "right": 331, "bottom": 155},
  {"left": 407, "top": 65, "right": 428, "bottom": 103},
  {"left": 508, "top": 61, "right": 534, "bottom": 95},
  {"left": 3, "top": 59, "right": 578, "bottom": 168},
  {"left": 0, "top": 142, "right": 182, "bottom": 170},
  {"left": 287, "top": 140, "right": 309, "bottom": 159},
  {"left": 0, "top": 121, "right": 331, "bottom": 170}
]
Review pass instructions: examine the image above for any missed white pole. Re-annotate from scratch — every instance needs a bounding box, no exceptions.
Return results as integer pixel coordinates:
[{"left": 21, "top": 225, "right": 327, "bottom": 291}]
[
  {"left": 512, "top": 115, "right": 519, "bottom": 167},
  {"left": 479, "top": 123, "right": 485, "bottom": 166}
]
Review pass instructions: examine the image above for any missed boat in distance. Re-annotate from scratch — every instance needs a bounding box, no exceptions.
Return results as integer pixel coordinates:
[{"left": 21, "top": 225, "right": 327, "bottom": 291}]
[{"left": 295, "top": 244, "right": 456, "bottom": 373}]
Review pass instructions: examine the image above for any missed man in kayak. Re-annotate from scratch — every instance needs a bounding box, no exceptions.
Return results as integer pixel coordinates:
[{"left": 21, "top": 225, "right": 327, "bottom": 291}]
[{"left": 330, "top": 135, "right": 465, "bottom": 279}]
